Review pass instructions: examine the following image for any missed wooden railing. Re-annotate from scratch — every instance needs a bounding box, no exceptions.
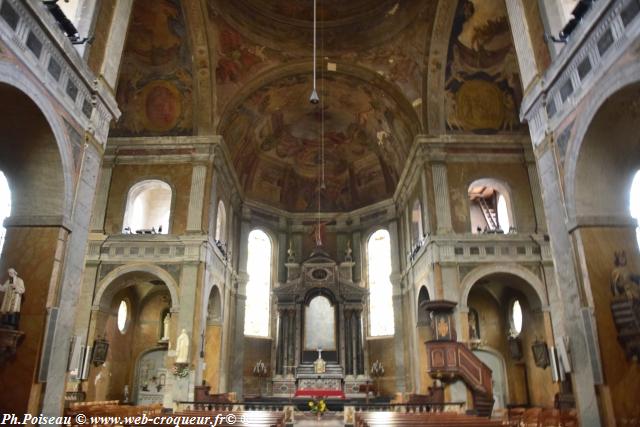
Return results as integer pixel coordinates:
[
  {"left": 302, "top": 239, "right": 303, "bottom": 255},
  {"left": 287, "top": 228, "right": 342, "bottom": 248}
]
[{"left": 425, "top": 340, "right": 494, "bottom": 416}]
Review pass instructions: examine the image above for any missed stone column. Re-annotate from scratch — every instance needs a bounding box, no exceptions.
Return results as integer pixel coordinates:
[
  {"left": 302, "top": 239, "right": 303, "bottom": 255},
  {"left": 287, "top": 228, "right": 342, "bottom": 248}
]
[
  {"left": 100, "top": 0, "right": 134, "bottom": 89},
  {"left": 388, "top": 219, "right": 406, "bottom": 392},
  {"left": 41, "top": 143, "right": 102, "bottom": 417},
  {"left": 420, "top": 170, "right": 432, "bottom": 235},
  {"left": 431, "top": 162, "right": 453, "bottom": 234},
  {"left": 535, "top": 145, "right": 601, "bottom": 425},
  {"left": 172, "top": 261, "right": 200, "bottom": 402},
  {"left": 89, "top": 162, "right": 113, "bottom": 232},
  {"left": 186, "top": 163, "right": 208, "bottom": 233},
  {"left": 505, "top": 0, "right": 541, "bottom": 90},
  {"left": 525, "top": 152, "right": 547, "bottom": 233},
  {"left": 217, "top": 283, "right": 232, "bottom": 391},
  {"left": 355, "top": 308, "right": 365, "bottom": 375},
  {"left": 230, "top": 216, "right": 251, "bottom": 395},
  {"left": 207, "top": 167, "right": 219, "bottom": 238}
]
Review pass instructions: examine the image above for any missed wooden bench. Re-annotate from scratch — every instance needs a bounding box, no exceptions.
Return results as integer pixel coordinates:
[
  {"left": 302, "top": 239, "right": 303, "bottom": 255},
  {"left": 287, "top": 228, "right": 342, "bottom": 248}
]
[
  {"left": 355, "top": 411, "right": 502, "bottom": 427},
  {"left": 503, "top": 407, "right": 579, "bottom": 427},
  {"left": 159, "top": 410, "right": 284, "bottom": 427}
]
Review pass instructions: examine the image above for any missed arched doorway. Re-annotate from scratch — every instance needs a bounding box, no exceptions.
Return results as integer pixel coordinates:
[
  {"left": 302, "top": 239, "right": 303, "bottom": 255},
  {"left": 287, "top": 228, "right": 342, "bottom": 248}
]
[
  {"left": 202, "top": 285, "right": 223, "bottom": 392},
  {"left": 0, "top": 83, "right": 68, "bottom": 413},
  {"left": 461, "top": 269, "right": 554, "bottom": 410},
  {"left": 88, "top": 269, "right": 175, "bottom": 402},
  {"left": 566, "top": 82, "right": 640, "bottom": 423}
]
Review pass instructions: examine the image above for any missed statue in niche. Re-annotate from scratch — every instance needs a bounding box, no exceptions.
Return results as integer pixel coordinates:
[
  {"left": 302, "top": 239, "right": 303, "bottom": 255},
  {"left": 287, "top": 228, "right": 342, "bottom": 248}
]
[
  {"left": 287, "top": 240, "right": 295, "bottom": 262},
  {"left": 610, "top": 250, "right": 640, "bottom": 360},
  {"left": 0, "top": 268, "right": 25, "bottom": 329},
  {"left": 161, "top": 313, "right": 170, "bottom": 341},
  {"left": 468, "top": 309, "right": 480, "bottom": 341},
  {"left": 611, "top": 251, "right": 640, "bottom": 300},
  {"left": 176, "top": 329, "right": 189, "bottom": 364}
]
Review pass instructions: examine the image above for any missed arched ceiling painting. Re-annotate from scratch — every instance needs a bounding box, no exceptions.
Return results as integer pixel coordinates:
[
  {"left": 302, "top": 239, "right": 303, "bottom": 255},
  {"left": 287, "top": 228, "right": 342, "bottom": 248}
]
[
  {"left": 111, "top": 0, "right": 194, "bottom": 137},
  {"left": 445, "top": 0, "right": 523, "bottom": 133},
  {"left": 210, "top": 0, "right": 434, "bottom": 212},
  {"left": 222, "top": 73, "right": 417, "bottom": 212},
  {"left": 111, "top": 0, "right": 526, "bottom": 212}
]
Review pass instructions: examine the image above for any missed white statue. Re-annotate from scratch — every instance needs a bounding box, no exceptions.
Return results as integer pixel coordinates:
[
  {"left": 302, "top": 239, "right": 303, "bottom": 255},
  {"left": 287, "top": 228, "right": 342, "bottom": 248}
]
[
  {"left": 175, "top": 329, "right": 189, "bottom": 364},
  {"left": 161, "top": 313, "right": 170, "bottom": 341},
  {"left": 0, "top": 268, "right": 25, "bottom": 329}
]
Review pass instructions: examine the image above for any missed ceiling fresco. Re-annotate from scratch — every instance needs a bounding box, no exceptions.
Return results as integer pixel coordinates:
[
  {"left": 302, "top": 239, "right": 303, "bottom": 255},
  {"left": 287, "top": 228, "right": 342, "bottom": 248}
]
[
  {"left": 445, "top": 0, "right": 522, "bottom": 134},
  {"left": 111, "top": 0, "right": 527, "bottom": 212},
  {"left": 111, "top": 0, "right": 193, "bottom": 137},
  {"left": 209, "top": 0, "right": 436, "bottom": 117},
  {"left": 222, "top": 73, "right": 417, "bottom": 212}
]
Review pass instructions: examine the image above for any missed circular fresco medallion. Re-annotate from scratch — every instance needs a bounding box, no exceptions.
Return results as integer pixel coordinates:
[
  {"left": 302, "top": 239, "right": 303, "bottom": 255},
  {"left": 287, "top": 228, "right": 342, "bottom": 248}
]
[
  {"left": 455, "top": 79, "right": 505, "bottom": 131},
  {"left": 141, "top": 81, "right": 182, "bottom": 132}
]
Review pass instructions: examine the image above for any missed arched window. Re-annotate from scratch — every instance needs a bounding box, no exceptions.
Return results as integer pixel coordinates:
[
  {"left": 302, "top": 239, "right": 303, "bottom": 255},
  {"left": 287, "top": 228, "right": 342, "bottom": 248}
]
[
  {"left": 122, "top": 180, "right": 171, "bottom": 234},
  {"left": 629, "top": 170, "right": 640, "bottom": 248},
  {"left": 0, "top": 171, "right": 10, "bottom": 254},
  {"left": 468, "top": 179, "right": 514, "bottom": 234},
  {"left": 508, "top": 299, "right": 523, "bottom": 337},
  {"left": 215, "top": 201, "right": 227, "bottom": 242},
  {"left": 117, "top": 299, "right": 129, "bottom": 334},
  {"left": 59, "top": 0, "right": 80, "bottom": 24},
  {"left": 417, "top": 286, "right": 430, "bottom": 326},
  {"left": 367, "top": 229, "right": 395, "bottom": 336},
  {"left": 411, "top": 199, "right": 424, "bottom": 244},
  {"left": 244, "top": 229, "right": 272, "bottom": 337}
]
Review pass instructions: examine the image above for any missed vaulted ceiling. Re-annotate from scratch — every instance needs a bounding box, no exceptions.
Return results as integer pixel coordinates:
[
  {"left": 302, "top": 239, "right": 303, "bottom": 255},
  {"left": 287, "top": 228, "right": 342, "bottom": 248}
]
[{"left": 112, "top": 0, "right": 524, "bottom": 212}]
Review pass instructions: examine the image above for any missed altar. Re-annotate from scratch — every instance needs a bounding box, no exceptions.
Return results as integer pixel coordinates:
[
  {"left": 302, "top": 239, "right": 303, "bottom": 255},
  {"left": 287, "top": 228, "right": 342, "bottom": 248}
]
[{"left": 271, "top": 245, "right": 370, "bottom": 398}]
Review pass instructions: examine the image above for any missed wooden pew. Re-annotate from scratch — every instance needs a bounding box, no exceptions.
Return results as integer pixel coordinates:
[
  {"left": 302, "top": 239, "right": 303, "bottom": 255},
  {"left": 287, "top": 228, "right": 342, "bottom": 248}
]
[{"left": 355, "top": 411, "right": 503, "bottom": 427}]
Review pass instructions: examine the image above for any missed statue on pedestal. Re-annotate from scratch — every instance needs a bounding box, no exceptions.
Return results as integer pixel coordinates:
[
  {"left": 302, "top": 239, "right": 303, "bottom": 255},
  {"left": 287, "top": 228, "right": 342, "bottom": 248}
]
[
  {"left": 0, "top": 268, "right": 25, "bottom": 329},
  {"left": 161, "top": 313, "right": 170, "bottom": 341},
  {"left": 176, "top": 329, "right": 189, "bottom": 364}
]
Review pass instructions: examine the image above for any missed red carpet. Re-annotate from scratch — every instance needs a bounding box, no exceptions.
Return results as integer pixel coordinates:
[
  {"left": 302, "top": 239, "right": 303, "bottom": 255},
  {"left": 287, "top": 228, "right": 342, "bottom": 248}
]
[{"left": 293, "top": 389, "right": 346, "bottom": 399}]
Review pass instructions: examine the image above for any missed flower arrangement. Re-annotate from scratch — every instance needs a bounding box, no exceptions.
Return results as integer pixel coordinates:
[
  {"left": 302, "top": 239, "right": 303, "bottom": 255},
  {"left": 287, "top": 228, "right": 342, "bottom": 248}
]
[
  {"left": 172, "top": 364, "right": 189, "bottom": 378},
  {"left": 307, "top": 397, "right": 327, "bottom": 416}
]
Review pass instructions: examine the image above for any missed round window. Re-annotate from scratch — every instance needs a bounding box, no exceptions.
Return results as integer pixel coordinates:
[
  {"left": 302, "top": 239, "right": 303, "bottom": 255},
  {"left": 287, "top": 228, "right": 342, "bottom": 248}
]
[
  {"left": 510, "top": 299, "right": 523, "bottom": 336},
  {"left": 117, "top": 300, "right": 128, "bottom": 333}
]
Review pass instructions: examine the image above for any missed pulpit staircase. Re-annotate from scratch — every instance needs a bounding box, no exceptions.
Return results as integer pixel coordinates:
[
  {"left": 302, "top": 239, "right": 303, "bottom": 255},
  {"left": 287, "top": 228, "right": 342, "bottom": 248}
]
[{"left": 425, "top": 340, "right": 495, "bottom": 417}]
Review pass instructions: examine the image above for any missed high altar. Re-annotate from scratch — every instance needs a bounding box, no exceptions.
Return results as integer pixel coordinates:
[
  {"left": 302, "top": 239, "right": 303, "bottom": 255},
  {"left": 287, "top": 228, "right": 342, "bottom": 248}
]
[{"left": 271, "top": 246, "right": 370, "bottom": 397}]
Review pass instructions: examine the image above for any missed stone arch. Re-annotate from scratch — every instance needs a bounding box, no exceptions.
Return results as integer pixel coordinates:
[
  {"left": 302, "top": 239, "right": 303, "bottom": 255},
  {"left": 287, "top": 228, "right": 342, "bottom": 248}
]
[
  {"left": 217, "top": 60, "right": 422, "bottom": 137},
  {"left": 459, "top": 263, "right": 548, "bottom": 311},
  {"left": 424, "top": 0, "right": 457, "bottom": 133},
  {"left": 94, "top": 263, "right": 180, "bottom": 312},
  {"left": 0, "top": 63, "right": 74, "bottom": 220},
  {"left": 563, "top": 61, "right": 640, "bottom": 222},
  {"left": 206, "top": 285, "right": 223, "bottom": 324},
  {"left": 417, "top": 285, "right": 430, "bottom": 325}
]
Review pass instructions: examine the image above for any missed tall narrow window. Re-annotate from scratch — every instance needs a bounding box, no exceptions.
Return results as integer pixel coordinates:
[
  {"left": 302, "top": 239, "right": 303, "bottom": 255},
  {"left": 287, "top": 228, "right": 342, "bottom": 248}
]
[
  {"left": 122, "top": 180, "right": 171, "bottom": 234},
  {"left": 411, "top": 199, "right": 424, "bottom": 244},
  {"left": 215, "top": 201, "right": 227, "bottom": 242},
  {"left": 497, "top": 194, "right": 510, "bottom": 232},
  {"left": 630, "top": 170, "right": 640, "bottom": 248},
  {"left": 367, "top": 229, "right": 395, "bottom": 336},
  {"left": 0, "top": 171, "right": 10, "bottom": 254},
  {"left": 244, "top": 229, "right": 271, "bottom": 337}
]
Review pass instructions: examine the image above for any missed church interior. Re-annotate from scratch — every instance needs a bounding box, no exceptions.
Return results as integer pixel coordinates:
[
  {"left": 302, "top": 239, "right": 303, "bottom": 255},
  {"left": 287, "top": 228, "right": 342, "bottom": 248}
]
[{"left": 0, "top": 0, "right": 639, "bottom": 426}]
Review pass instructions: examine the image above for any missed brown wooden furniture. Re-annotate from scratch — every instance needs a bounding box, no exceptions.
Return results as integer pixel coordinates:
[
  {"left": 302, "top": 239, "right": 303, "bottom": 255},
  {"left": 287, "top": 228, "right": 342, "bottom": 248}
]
[{"left": 355, "top": 411, "right": 502, "bottom": 427}]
